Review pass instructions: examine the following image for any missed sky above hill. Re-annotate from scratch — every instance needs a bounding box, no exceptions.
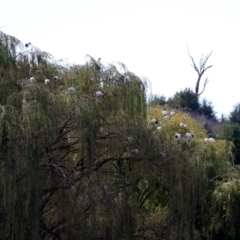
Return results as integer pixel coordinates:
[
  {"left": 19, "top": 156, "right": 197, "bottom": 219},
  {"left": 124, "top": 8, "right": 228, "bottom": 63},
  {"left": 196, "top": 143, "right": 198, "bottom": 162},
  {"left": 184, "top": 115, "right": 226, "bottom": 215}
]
[{"left": 1, "top": 0, "right": 240, "bottom": 118}]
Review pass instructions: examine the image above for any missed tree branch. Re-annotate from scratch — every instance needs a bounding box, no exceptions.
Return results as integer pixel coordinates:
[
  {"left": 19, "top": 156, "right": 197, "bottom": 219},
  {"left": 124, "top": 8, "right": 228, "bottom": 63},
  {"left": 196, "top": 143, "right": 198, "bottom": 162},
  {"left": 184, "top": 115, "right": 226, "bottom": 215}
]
[
  {"left": 187, "top": 47, "right": 213, "bottom": 96},
  {"left": 197, "top": 78, "right": 209, "bottom": 96}
]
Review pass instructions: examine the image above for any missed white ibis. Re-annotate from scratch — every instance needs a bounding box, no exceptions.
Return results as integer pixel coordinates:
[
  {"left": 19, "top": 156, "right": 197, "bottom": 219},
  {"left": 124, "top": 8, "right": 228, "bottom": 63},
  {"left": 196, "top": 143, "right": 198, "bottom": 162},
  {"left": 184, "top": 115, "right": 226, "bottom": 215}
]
[
  {"left": 25, "top": 42, "right": 31, "bottom": 48},
  {"left": 170, "top": 111, "right": 176, "bottom": 116},
  {"left": 45, "top": 79, "right": 50, "bottom": 85},
  {"left": 68, "top": 86, "right": 76, "bottom": 92},
  {"left": 174, "top": 133, "right": 181, "bottom": 140},
  {"left": 54, "top": 76, "right": 59, "bottom": 81},
  {"left": 180, "top": 123, "right": 188, "bottom": 128},
  {"left": 204, "top": 138, "right": 209, "bottom": 143},
  {"left": 30, "top": 77, "right": 35, "bottom": 83},
  {"left": 162, "top": 110, "right": 168, "bottom": 116},
  {"left": 164, "top": 115, "right": 170, "bottom": 120},
  {"left": 131, "top": 149, "right": 139, "bottom": 154},
  {"left": 124, "top": 76, "right": 131, "bottom": 83},
  {"left": 209, "top": 137, "right": 216, "bottom": 142},
  {"left": 95, "top": 91, "right": 104, "bottom": 97},
  {"left": 185, "top": 133, "right": 194, "bottom": 139},
  {"left": 180, "top": 123, "right": 184, "bottom": 128},
  {"left": 204, "top": 137, "right": 216, "bottom": 143},
  {"left": 150, "top": 118, "right": 159, "bottom": 125}
]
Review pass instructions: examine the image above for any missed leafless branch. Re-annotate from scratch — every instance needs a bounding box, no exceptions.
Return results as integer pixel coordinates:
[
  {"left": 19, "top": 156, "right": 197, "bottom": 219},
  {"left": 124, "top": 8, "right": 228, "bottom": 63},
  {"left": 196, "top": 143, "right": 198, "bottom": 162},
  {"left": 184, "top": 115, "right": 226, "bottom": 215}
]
[
  {"left": 197, "top": 78, "right": 209, "bottom": 96},
  {"left": 187, "top": 47, "right": 213, "bottom": 96}
]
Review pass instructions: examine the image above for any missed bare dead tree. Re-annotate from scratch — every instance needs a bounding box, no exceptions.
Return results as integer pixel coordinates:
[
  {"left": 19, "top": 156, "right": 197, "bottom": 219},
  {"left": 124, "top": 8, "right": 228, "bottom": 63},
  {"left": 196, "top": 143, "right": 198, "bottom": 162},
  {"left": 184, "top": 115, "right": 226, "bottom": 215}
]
[{"left": 187, "top": 48, "right": 213, "bottom": 96}]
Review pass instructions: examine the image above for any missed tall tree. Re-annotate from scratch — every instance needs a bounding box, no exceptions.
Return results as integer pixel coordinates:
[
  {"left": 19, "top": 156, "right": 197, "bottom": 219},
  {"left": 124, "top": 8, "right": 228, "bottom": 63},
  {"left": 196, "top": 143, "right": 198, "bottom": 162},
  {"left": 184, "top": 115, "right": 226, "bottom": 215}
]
[{"left": 187, "top": 48, "right": 213, "bottom": 96}]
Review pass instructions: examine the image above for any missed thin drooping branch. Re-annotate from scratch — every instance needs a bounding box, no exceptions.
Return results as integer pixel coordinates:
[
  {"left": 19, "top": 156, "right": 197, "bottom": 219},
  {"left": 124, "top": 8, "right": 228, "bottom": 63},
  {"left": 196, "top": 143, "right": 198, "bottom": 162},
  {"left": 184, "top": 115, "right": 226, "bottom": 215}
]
[{"left": 187, "top": 47, "right": 213, "bottom": 96}]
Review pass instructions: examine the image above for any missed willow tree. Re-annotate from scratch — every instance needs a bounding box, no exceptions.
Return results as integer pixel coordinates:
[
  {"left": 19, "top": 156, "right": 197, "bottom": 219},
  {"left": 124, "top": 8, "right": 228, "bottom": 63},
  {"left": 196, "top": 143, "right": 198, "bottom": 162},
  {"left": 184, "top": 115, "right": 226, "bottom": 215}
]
[{"left": 0, "top": 30, "right": 149, "bottom": 239}]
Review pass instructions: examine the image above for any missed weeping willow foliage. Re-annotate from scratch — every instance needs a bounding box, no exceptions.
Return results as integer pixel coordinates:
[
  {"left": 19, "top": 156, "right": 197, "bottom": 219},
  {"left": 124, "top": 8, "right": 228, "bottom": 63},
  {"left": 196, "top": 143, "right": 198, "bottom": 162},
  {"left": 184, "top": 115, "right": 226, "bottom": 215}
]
[{"left": 0, "top": 30, "right": 239, "bottom": 239}]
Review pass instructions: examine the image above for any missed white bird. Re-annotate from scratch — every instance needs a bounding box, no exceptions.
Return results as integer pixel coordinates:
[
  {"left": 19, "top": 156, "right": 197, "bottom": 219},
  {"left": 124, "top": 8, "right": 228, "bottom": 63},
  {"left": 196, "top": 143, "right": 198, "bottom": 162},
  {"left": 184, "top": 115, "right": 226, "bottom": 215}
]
[
  {"left": 150, "top": 118, "right": 159, "bottom": 125},
  {"left": 45, "top": 79, "right": 50, "bottom": 85},
  {"left": 127, "top": 137, "right": 134, "bottom": 143},
  {"left": 68, "top": 86, "right": 76, "bottom": 92},
  {"left": 124, "top": 76, "right": 131, "bottom": 83},
  {"left": 174, "top": 133, "right": 181, "bottom": 140},
  {"left": 164, "top": 115, "right": 170, "bottom": 120},
  {"left": 180, "top": 123, "right": 188, "bottom": 128},
  {"left": 25, "top": 42, "right": 31, "bottom": 48},
  {"left": 95, "top": 91, "right": 104, "bottom": 97},
  {"left": 170, "top": 111, "right": 176, "bottom": 116},
  {"left": 131, "top": 149, "right": 139, "bottom": 154},
  {"left": 185, "top": 133, "right": 194, "bottom": 139},
  {"left": 209, "top": 137, "right": 216, "bottom": 142},
  {"left": 204, "top": 137, "right": 216, "bottom": 143},
  {"left": 54, "top": 76, "right": 59, "bottom": 81},
  {"left": 157, "top": 126, "right": 161, "bottom": 131},
  {"left": 162, "top": 110, "right": 168, "bottom": 116},
  {"left": 180, "top": 123, "right": 184, "bottom": 128},
  {"left": 30, "top": 77, "right": 35, "bottom": 83}
]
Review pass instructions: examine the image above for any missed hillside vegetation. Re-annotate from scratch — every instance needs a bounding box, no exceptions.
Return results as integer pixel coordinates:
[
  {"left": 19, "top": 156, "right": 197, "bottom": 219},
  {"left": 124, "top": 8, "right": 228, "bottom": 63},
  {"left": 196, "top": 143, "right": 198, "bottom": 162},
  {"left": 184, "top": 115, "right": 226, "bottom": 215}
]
[{"left": 1, "top": 31, "right": 240, "bottom": 240}]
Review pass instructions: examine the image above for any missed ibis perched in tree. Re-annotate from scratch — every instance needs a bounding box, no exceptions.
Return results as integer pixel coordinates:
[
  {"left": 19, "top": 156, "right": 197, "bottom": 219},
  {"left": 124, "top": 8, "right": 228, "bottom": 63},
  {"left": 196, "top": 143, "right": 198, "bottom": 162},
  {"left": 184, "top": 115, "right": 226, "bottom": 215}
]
[
  {"left": 180, "top": 123, "right": 184, "bottom": 128},
  {"left": 45, "top": 79, "right": 50, "bottom": 85},
  {"left": 174, "top": 133, "right": 181, "bottom": 140},
  {"left": 162, "top": 110, "right": 168, "bottom": 116},
  {"left": 95, "top": 91, "right": 104, "bottom": 97},
  {"left": 150, "top": 118, "right": 159, "bottom": 125},
  {"left": 185, "top": 133, "right": 194, "bottom": 139},
  {"left": 54, "top": 76, "right": 59, "bottom": 81},
  {"left": 68, "top": 86, "right": 76, "bottom": 92},
  {"left": 209, "top": 137, "right": 216, "bottom": 142},
  {"left": 180, "top": 123, "right": 188, "bottom": 128},
  {"left": 164, "top": 115, "right": 170, "bottom": 120},
  {"left": 30, "top": 77, "right": 35, "bottom": 83},
  {"left": 25, "top": 42, "right": 31, "bottom": 48},
  {"left": 124, "top": 76, "right": 131, "bottom": 83},
  {"left": 131, "top": 149, "right": 139, "bottom": 154},
  {"left": 204, "top": 137, "right": 216, "bottom": 143}
]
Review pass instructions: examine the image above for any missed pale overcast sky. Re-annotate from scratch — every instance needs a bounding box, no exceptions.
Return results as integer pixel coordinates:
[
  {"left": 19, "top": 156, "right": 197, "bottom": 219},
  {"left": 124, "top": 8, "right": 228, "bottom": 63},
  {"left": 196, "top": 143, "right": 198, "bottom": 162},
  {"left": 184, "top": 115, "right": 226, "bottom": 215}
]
[{"left": 1, "top": 0, "right": 240, "bottom": 118}]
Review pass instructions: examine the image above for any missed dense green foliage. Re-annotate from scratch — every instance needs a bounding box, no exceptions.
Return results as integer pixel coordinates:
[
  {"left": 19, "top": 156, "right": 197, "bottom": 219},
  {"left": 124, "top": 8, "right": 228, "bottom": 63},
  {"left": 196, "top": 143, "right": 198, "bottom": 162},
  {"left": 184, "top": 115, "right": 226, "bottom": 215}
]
[
  {"left": 150, "top": 91, "right": 218, "bottom": 137},
  {"left": 149, "top": 95, "right": 167, "bottom": 106},
  {"left": 218, "top": 104, "right": 240, "bottom": 165},
  {"left": 167, "top": 88, "right": 200, "bottom": 111},
  {"left": 198, "top": 99, "right": 216, "bottom": 120},
  {"left": 218, "top": 123, "right": 240, "bottom": 163},
  {"left": 229, "top": 103, "right": 240, "bottom": 124},
  {"left": 151, "top": 90, "right": 216, "bottom": 119},
  {"left": 1, "top": 31, "right": 240, "bottom": 239}
]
